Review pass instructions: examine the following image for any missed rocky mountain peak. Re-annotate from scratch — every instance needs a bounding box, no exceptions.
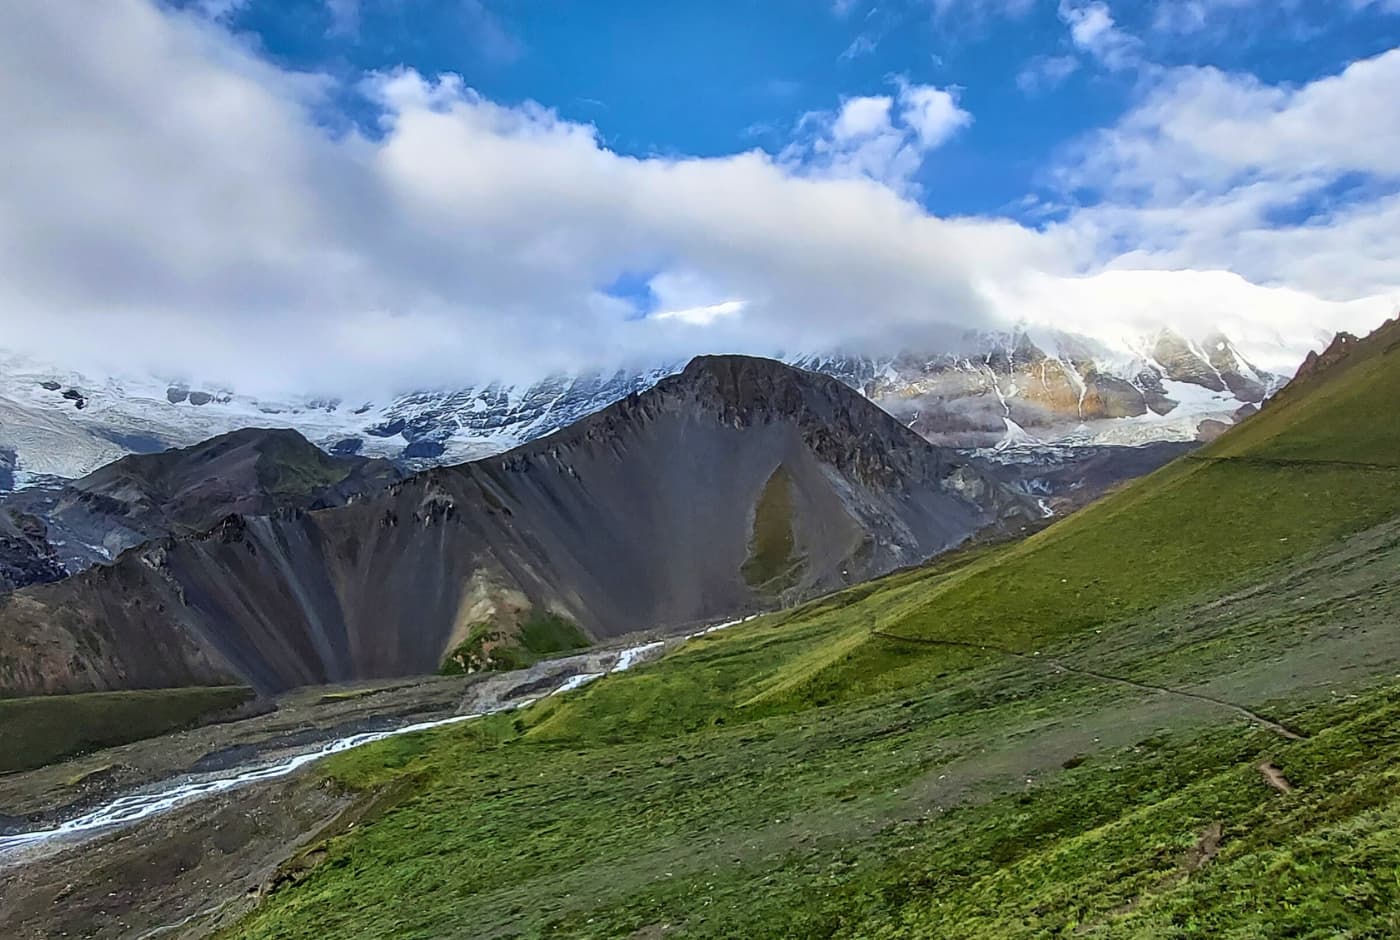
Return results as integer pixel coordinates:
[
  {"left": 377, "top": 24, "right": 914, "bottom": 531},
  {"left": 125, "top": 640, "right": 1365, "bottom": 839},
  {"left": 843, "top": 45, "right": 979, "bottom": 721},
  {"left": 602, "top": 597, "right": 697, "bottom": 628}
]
[
  {"left": 0, "top": 322, "right": 1302, "bottom": 485},
  {"left": 1285, "top": 315, "right": 1400, "bottom": 394},
  {"left": 518, "top": 355, "right": 943, "bottom": 494},
  {"left": 671, "top": 355, "right": 874, "bottom": 427}
]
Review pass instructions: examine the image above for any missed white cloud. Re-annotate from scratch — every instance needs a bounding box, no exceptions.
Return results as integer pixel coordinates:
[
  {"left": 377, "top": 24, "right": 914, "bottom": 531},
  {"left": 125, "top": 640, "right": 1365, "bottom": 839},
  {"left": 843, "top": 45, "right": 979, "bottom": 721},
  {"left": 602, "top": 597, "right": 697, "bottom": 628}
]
[
  {"left": 1058, "top": 0, "right": 1141, "bottom": 70},
  {"left": 0, "top": 0, "right": 1391, "bottom": 397},
  {"left": 652, "top": 301, "right": 746, "bottom": 326},
  {"left": 1016, "top": 55, "right": 1080, "bottom": 95},
  {"left": 897, "top": 82, "right": 973, "bottom": 148},
  {"left": 784, "top": 83, "right": 971, "bottom": 192},
  {"left": 987, "top": 268, "right": 1391, "bottom": 374},
  {"left": 0, "top": 2, "right": 1010, "bottom": 392},
  {"left": 832, "top": 96, "right": 895, "bottom": 140},
  {"left": 1117, "top": 54, "right": 1400, "bottom": 182},
  {"left": 1053, "top": 49, "right": 1400, "bottom": 301}
]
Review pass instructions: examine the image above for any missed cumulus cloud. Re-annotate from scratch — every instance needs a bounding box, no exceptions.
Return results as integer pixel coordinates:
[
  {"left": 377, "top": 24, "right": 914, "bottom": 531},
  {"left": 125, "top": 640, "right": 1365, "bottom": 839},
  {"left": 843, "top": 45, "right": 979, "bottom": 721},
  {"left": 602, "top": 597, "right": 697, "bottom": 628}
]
[
  {"left": 783, "top": 82, "right": 971, "bottom": 192},
  {"left": 897, "top": 82, "right": 974, "bottom": 148},
  {"left": 0, "top": 2, "right": 1008, "bottom": 393},
  {"left": 1053, "top": 49, "right": 1400, "bottom": 300},
  {"left": 0, "top": 0, "right": 1393, "bottom": 396},
  {"left": 1058, "top": 0, "right": 1141, "bottom": 70}
]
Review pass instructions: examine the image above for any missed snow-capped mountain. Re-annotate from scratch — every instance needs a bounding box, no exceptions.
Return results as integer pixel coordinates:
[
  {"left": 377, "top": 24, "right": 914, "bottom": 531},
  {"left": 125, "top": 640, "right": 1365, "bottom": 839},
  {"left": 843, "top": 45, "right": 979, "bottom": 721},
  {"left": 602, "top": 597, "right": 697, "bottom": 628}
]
[
  {"left": 806, "top": 325, "right": 1280, "bottom": 451},
  {"left": 0, "top": 354, "right": 677, "bottom": 490},
  {"left": 0, "top": 325, "right": 1280, "bottom": 491}
]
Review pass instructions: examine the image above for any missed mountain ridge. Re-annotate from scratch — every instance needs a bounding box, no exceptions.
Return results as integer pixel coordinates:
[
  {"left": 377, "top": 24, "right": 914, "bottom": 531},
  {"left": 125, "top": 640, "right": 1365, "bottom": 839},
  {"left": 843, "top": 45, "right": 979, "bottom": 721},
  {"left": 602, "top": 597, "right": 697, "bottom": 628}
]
[
  {"left": 0, "top": 355, "right": 1026, "bottom": 696},
  {"left": 2, "top": 427, "right": 402, "bottom": 576},
  {"left": 0, "top": 324, "right": 1291, "bottom": 487}
]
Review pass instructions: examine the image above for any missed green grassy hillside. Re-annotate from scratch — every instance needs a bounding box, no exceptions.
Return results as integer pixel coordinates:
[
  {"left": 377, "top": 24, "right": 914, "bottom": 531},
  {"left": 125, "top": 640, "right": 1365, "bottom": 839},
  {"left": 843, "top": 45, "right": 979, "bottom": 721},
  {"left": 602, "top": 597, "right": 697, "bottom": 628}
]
[
  {"left": 224, "top": 320, "right": 1400, "bottom": 939},
  {"left": 769, "top": 316, "right": 1400, "bottom": 700},
  {"left": 0, "top": 686, "right": 254, "bottom": 774}
]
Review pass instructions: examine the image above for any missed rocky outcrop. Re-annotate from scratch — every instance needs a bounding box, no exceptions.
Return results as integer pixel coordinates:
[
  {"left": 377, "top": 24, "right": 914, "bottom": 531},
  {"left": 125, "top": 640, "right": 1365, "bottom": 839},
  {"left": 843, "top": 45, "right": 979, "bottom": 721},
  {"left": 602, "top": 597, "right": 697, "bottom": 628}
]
[
  {"left": 1152, "top": 330, "right": 1228, "bottom": 392},
  {"left": 0, "top": 510, "right": 66, "bottom": 592},
  {"left": 1273, "top": 315, "right": 1400, "bottom": 407}
]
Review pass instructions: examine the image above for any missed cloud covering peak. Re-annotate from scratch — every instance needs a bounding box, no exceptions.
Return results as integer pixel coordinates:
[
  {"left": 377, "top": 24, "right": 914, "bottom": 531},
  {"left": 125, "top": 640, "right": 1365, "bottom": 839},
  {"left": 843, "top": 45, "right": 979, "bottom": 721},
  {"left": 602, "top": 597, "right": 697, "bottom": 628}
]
[{"left": 0, "top": 0, "right": 1394, "bottom": 395}]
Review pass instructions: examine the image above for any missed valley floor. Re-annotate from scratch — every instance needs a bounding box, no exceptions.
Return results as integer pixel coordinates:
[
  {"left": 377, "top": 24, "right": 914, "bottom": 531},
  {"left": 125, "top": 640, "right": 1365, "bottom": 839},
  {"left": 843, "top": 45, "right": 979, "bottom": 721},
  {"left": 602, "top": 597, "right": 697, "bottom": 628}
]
[
  {"left": 0, "top": 634, "right": 685, "bottom": 938},
  {"left": 6, "top": 512, "right": 1393, "bottom": 938}
]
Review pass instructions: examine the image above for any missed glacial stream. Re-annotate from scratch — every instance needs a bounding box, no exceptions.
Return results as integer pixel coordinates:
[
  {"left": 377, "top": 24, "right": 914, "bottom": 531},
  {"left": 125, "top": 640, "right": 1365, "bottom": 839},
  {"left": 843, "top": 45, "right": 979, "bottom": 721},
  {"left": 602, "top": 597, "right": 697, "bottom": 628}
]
[{"left": 0, "top": 618, "right": 752, "bottom": 858}]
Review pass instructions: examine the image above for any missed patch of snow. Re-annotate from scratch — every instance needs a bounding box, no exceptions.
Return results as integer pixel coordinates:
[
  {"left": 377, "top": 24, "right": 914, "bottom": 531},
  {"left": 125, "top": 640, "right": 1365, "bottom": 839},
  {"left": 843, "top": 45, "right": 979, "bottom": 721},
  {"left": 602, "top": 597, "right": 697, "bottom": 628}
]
[{"left": 995, "top": 417, "right": 1043, "bottom": 452}]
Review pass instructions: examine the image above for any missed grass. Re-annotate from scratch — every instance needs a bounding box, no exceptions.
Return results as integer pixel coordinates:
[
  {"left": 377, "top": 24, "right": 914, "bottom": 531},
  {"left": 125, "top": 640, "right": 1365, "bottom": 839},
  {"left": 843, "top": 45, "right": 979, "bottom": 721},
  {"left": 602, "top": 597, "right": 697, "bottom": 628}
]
[
  {"left": 440, "top": 612, "right": 591, "bottom": 675},
  {"left": 517, "top": 613, "right": 592, "bottom": 657},
  {"left": 221, "top": 327, "right": 1400, "bottom": 938},
  {"left": 741, "top": 465, "right": 799, "bottom": 592},
  {"left": 225, "top": 572, "right": 1400, "bottom": 939},
  {"left": 0, "top": 686, "right": 253, "bottom": 774},
  {"left": 256, "top": 433, "right": 358, "bottom": 500}
]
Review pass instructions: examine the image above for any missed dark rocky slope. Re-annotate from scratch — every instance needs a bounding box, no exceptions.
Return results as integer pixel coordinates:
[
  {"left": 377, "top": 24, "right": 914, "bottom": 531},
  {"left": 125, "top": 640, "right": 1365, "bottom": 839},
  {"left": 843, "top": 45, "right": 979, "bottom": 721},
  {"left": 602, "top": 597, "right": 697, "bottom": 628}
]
[
  {"left": 2, "top": 427, "right": 402, "bottom": 578},
  {"left": 0, "top": 511, "right": 66, "bottom": 592},
  {"left": 0, "top": 356, "right": 1032, "bottom": 696}
]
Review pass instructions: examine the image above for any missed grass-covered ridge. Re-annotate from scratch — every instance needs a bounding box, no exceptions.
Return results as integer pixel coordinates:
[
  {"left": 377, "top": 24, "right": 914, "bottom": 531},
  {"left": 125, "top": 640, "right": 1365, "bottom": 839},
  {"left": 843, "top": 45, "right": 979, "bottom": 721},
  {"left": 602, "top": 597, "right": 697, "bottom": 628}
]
[
  {"left": 224, "top": 321, "right": 1400, "bottom": 939},
  {"left": 0, "top": 686, "right": 254, "bottom": 774}
]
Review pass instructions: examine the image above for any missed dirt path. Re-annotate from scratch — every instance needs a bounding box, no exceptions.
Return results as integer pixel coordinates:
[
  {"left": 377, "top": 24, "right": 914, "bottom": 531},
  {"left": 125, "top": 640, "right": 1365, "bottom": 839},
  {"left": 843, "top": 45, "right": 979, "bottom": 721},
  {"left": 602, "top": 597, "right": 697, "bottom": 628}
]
[
  {"left": 870, "top": 631, "right": 1308, "bottom": 741},
  {"left": 1258, "top": 761, "right": 1294, "bottom": 793},
  {"left": 1185, "top": 455, "right": 1400, "bottom": 472}
]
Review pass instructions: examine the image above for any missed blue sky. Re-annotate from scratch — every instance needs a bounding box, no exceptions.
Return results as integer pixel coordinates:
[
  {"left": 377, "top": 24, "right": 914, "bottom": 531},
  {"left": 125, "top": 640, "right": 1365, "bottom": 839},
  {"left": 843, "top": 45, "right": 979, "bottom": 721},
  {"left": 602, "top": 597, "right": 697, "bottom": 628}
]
[
  {"left": 0, "top": 1, "right": 1398, "bottom": 392},
  {"left": 215, "top": 0, "right": 1400, "bottom": 220}
]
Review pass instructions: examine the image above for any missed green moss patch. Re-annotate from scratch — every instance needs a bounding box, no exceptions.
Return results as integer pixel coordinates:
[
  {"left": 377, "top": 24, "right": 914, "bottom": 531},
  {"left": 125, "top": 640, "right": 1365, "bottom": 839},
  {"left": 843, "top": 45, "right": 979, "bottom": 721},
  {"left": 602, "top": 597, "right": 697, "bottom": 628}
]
[
  {"left": 439, "top": 611, "right": 590, "bottom": 675},
  {"left": 742, "top": 464, "right": 801, "bottom": 591}
]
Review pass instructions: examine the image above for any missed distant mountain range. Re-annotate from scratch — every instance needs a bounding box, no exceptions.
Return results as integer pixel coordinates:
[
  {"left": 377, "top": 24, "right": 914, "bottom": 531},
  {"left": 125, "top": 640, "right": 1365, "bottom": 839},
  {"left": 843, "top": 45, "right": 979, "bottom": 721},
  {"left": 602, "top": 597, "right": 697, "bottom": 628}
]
[
  {"left": 0, "top": 326, "right": 1279, "bottom": 489},
  {"left": 0, "top": 356, "right": 1044, "bottom": 695}
]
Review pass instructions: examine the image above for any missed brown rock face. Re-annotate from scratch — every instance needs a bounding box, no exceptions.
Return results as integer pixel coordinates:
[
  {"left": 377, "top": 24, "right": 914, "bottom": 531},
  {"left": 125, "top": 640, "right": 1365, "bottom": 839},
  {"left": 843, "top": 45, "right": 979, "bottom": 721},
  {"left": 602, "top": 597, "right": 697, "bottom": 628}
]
[
  {"left": 1201, "top": 331, "right": 1269, "bottom": 402},
  {"left": 0, "top": 510, "right": 66, "bottom": 592},
  {"left": 1081, "top": 373, "right": 1150, "bottom": 420},
  {"left": 1152, "top": 330, "right": 1228, "bottom": 392}
]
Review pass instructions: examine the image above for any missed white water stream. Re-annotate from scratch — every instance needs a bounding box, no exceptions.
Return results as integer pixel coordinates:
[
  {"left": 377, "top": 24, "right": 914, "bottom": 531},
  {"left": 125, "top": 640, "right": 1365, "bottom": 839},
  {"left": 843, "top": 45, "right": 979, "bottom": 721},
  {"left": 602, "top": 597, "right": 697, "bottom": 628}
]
[
  {"left": 0, "top": 707, "right": 514, "bottom": 855},
  {"left": 0, "top": 617, "right": 756, "bottom": 857}
]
